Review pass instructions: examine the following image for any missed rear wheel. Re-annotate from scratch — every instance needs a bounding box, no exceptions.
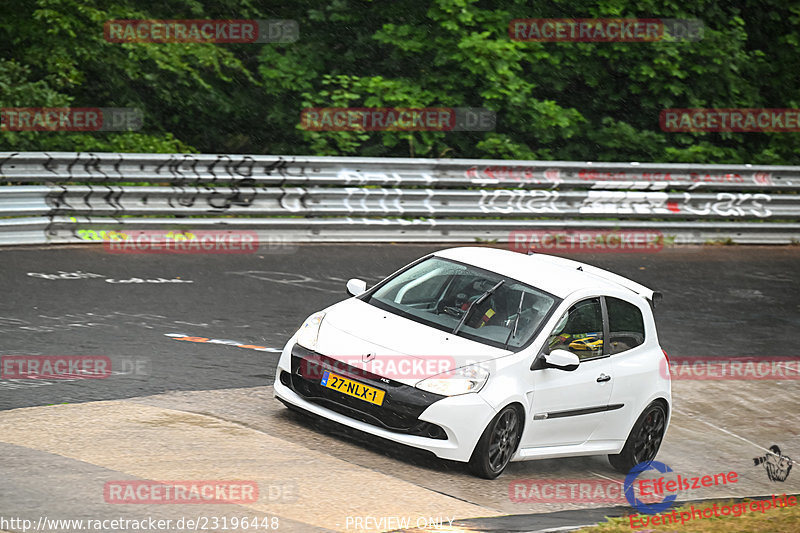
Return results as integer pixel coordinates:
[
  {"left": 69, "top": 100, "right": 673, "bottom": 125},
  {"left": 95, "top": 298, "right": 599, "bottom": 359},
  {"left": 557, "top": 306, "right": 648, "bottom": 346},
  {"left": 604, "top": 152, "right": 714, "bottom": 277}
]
[
  {"left": 468, "top": 405, "right": 521, "bottom": 479},
  {"left": 608, "top": 402, "right": 667, "bottom": 473}
]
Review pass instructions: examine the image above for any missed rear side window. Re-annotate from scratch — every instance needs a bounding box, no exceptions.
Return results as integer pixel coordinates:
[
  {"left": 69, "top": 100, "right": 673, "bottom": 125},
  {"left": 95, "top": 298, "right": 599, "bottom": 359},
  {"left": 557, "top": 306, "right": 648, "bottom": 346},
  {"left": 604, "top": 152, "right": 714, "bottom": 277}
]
[{"left": 606, "top": 296, "right": 645, "bottom": 354}]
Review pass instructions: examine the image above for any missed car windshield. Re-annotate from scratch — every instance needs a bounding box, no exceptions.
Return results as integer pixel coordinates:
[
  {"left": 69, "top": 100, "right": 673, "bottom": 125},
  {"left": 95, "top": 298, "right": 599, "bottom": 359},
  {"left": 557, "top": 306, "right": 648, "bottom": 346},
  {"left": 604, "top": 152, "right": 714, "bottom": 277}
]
[{"left": 364, "top": 256, "right": 558, "bottom": 350}]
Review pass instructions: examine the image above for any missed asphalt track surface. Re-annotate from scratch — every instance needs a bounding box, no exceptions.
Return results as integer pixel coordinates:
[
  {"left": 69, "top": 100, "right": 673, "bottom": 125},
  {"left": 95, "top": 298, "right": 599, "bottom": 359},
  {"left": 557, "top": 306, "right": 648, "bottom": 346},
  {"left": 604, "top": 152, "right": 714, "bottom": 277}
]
[{"left": 1, "top": 244, "right": 799, "bottom": 532}]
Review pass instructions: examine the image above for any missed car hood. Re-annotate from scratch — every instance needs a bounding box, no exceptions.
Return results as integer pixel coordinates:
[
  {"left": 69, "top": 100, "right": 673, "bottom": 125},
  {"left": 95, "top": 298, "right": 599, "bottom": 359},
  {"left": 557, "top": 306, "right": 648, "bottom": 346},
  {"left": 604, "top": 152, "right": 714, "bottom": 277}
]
[{"left": 314, "top": 297, "right": 511, "bottom": 386}]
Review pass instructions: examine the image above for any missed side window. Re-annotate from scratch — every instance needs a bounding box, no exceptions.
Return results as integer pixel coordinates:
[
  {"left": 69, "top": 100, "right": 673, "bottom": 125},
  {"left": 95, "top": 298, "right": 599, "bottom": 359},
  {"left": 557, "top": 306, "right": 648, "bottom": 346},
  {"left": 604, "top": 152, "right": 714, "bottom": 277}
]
[
  {"left": 546, "top": 298, "right": 604, "bottom": 360},
  {"left": 606, "top": 297, "right": 645, "bottom": 354}
]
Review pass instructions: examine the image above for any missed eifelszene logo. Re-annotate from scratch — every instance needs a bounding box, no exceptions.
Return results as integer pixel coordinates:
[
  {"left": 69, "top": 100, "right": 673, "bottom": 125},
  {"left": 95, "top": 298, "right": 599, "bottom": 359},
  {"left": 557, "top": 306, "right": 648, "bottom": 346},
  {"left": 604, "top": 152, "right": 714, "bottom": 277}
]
[
  {"left": 624, "top": 461, "right": 678, "bottom": 514},
  {"left": 625, "top": 461, "right": 740, "bottom": 515}
]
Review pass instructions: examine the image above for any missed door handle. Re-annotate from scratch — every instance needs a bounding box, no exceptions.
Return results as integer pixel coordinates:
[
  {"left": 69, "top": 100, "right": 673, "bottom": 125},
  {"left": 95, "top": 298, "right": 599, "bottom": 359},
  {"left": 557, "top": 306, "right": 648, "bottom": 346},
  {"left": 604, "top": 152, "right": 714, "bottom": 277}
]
[{"left": 597, "top": 373, "right": 611, "bottom": 383}]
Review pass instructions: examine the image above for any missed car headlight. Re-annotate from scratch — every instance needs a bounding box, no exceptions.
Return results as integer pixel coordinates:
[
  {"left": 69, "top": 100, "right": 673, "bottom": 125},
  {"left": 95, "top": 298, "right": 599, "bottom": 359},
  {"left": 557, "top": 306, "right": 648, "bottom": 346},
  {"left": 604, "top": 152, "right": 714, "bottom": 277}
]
[
  {"left": 296, "top": 311, "right": 326, "bottom": 351},
  {"left": 415, "top": 364, "right": 489, "bottom": 396}
]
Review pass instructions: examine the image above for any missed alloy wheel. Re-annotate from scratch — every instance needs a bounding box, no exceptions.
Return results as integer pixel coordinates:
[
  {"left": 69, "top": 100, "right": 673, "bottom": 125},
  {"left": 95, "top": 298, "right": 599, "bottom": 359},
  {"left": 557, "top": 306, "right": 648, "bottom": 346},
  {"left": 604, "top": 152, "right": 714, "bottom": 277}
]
[
  {"left": 487, "top": 409, "right": 519, "bottom": 473},
  {"left": 631, "top": 405, "right": 666, "bottom": 464}
]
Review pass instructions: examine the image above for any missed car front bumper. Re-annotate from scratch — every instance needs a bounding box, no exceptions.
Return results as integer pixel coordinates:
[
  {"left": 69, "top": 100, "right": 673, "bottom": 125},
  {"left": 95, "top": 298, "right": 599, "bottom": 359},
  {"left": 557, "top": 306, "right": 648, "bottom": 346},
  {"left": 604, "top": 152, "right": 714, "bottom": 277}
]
[{"left": 273, "top": 341, "right": 497, "bottom": 463}]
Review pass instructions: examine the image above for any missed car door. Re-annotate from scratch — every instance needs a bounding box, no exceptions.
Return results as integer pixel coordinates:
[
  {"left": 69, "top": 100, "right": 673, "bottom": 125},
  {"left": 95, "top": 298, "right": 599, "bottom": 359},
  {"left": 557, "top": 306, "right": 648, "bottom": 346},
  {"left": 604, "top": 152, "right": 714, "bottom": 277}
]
[
  {"left": 598, "top": 295, "right": 656, "bottom": 440},
  {"left": 520, "top": 297, "right": 615, "bottom": 448}
]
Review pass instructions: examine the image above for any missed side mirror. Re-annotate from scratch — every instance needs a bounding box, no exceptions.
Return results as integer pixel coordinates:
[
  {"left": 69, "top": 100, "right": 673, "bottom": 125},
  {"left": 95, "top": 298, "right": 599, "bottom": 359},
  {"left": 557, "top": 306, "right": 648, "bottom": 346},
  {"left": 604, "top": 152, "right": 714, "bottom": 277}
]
[
  {"left": 346, "top": 278, "right": 367, "bottom": 297},
  {"left": 542, "top": 349, "right": 580, "bottom": 371}
]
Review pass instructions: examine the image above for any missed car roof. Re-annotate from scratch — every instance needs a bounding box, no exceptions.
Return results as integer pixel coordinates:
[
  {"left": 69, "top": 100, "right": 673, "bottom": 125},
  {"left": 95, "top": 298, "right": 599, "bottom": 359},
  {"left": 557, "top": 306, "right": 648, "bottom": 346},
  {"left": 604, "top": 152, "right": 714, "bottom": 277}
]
[{"left": 433, "top": 246, "right": 655, "bottom": 301}]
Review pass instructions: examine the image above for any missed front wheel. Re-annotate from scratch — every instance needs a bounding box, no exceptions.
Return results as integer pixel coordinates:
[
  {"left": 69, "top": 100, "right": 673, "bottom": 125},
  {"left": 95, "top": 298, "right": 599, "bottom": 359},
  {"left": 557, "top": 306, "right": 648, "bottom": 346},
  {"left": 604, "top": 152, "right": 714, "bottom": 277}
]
[
  {"left": 608, "top": 402, "right": 667, "bottom": 473},
  {"left": 468, "top": 405, "right": 521, "bottom": 479}
]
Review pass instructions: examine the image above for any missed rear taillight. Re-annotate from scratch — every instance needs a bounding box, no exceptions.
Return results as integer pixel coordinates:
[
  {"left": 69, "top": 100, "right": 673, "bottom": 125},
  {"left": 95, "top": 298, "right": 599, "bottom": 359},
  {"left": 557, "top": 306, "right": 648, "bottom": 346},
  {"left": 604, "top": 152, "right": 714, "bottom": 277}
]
[{"left": 660, "top": 349, "right": 671, "bottom": 380}]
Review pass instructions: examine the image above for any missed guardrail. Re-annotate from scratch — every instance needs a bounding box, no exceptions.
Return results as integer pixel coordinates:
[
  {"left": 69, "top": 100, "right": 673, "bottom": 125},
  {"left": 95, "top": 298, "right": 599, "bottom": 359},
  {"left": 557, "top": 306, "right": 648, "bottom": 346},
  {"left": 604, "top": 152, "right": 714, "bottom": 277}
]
[{"left": 1, "top": 151, "right": 799, "bottom": 245}]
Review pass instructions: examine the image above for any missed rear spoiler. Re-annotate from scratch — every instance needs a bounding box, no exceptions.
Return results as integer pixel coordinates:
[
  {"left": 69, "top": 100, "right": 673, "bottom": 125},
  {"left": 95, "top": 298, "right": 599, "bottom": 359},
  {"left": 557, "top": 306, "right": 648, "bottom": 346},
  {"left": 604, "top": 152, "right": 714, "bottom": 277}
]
[{"left": 527, "top": 252, "right": 663, "bottom": 307}]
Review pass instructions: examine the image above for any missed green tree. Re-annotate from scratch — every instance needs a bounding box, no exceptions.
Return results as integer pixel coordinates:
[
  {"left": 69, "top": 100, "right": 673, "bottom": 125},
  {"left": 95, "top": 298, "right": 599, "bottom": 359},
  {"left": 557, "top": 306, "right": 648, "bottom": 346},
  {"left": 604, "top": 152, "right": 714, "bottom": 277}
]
[{"left": 0, "top": 0, "right": 798, "bottom": 163}]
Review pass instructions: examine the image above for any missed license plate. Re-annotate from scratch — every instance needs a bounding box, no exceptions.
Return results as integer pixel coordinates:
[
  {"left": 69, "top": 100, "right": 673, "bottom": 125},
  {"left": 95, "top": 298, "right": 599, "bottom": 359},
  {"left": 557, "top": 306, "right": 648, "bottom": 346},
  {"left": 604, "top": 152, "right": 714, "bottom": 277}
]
[{"left": 321, "top": 371, "right": 385, "bottom": 406}]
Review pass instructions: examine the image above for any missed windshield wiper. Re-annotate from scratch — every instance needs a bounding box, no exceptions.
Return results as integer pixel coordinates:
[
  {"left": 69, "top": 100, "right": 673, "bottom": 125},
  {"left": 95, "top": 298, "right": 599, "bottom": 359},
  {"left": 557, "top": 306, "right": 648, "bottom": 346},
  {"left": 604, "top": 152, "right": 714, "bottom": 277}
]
[
  {"left": 453, "top": 279, "right": 504, "bottom": 334},
  {"left": 504, "top": 290, "right": 526, "bottom": 347}
]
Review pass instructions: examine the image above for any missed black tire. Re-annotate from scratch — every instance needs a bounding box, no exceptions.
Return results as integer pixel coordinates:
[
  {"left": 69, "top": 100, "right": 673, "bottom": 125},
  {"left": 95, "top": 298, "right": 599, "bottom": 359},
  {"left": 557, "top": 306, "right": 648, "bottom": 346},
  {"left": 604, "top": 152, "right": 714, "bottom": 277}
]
[
  {"left": 468, "top": 405, "right": 522, "bottom": 479},
  {"left": 608, "top": 402, "right": 667, "bottom": 473}
]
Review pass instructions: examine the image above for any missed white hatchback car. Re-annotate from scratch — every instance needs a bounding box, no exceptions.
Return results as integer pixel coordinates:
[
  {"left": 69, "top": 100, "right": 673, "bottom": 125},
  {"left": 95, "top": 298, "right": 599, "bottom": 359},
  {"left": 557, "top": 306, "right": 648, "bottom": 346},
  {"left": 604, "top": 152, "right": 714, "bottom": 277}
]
[{"left": 274, "top": 247, "right": 671, "bottom": 478}]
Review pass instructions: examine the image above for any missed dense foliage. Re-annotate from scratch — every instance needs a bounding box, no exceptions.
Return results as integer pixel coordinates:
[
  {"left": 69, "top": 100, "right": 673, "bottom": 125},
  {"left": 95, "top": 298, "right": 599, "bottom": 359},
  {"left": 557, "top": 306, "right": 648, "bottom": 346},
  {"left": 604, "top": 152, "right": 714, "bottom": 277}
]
[{"left": 1, "top": 0, "right": 798, "bottom": 163}]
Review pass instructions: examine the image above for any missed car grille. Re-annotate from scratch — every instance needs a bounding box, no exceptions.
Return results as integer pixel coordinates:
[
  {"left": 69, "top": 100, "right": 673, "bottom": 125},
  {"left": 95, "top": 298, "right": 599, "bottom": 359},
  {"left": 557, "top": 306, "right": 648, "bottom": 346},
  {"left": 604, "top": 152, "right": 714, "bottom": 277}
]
[{"left": 285, "top": 344, "right": 447, "bottom": 439}]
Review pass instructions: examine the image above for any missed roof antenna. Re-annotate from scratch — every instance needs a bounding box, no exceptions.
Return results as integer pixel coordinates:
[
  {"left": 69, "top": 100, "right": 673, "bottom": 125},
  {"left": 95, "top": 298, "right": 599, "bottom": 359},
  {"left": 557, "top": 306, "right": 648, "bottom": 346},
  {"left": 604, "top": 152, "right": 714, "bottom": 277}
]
[{"left": 577, "top": 266, "right": 583, "bottom": 271}]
